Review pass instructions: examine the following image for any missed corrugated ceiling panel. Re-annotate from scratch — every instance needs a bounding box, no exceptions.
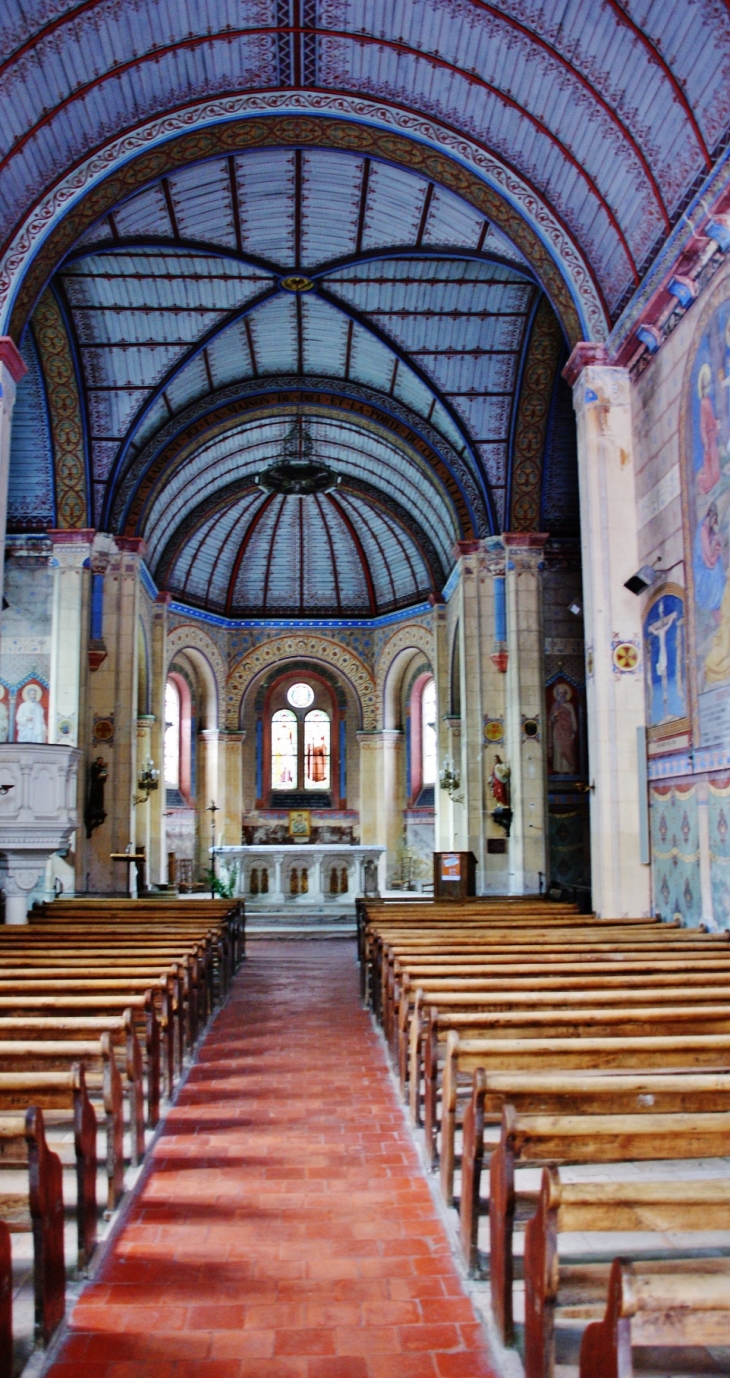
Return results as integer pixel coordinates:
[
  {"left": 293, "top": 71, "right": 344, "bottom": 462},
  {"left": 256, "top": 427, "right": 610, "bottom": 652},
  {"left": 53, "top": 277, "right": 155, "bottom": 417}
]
[
  {"left": 167, "top": 160, "right": 237, "bottom": 251},
  {"left": 235, "top": 149, "right": 296, "bottom": 267},
  {"left": 8, "top": 330, "right": 56, "bottom": 529},
  {"left": 301, "top": 149, "right": 364, "bottom": 266}
]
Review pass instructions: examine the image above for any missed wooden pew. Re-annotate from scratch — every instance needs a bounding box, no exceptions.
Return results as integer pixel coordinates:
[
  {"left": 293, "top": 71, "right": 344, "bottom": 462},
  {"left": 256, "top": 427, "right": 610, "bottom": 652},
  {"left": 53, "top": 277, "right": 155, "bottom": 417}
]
[
  {"left": 0, "top": 1108, "right": 65, "bottom": 1357},
  {"left": 440, "top": 1030, "right": 730, "bottom": 1208},
  {"left": 0, "top": 1068, "right": 96, "bottom": 1269},
  {"left": 524, "top": 1167, "right": 730, "bottom": 1378},
  {"left": 0, "top": 1014, "right": 147, "bottom": 1164},
  {"left": 579, "top": 1256, "right": 730, "bottom": 1378},
  {"left": 0, "top": 1037, "right": 122, "bottom": 1208},
  {"left": 488, "top": 1104, "right": 730, "bottom": 1350}
]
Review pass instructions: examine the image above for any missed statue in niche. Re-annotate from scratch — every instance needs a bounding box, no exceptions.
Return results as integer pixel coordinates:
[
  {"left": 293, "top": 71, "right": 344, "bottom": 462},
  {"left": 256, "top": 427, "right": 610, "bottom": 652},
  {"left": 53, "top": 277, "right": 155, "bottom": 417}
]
[
  {"left": 0, "top": 687, "right": 9, "bottom": 744},
  {"left": 489, "top": 756, "right": 512, "bottom": 836},
  {"left": 16, "top": 683, "right": 46, "bottom": 742},
  {"left": 85, "top": 757, "right": 108, "bottom": 838}
]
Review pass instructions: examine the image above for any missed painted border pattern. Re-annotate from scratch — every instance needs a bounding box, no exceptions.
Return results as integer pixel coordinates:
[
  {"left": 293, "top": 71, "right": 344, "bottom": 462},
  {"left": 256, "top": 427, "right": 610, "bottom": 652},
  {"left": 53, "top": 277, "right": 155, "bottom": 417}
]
[
  {"left": 2, "top": 97, "right": 605, "bottom": 343},
  {"left": 31, "top": 289, "right": 87, "bottom": 529},
  {"left": 226, "top": 634, "right": 375, "bottom": 730},
  {"left": 166, "top": 623, "right": 228, "bottom": 728},
  {"left": 509, "top": 296, "right": 564, "bottom": 531}
]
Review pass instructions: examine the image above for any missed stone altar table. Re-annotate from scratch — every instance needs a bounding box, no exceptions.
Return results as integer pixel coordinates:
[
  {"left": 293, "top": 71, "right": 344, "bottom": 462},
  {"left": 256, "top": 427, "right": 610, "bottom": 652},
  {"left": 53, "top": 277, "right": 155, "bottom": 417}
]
[{"left": 216, "top": 844, "right": 385, "bottom": 908}]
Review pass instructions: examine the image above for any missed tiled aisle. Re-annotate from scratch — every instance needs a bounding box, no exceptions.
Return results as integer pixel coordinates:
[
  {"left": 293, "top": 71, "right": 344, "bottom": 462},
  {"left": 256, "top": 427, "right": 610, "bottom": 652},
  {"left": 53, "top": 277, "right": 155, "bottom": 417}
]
[{"left": 46, "top": 941, "right": 499, "bottom": 1378}]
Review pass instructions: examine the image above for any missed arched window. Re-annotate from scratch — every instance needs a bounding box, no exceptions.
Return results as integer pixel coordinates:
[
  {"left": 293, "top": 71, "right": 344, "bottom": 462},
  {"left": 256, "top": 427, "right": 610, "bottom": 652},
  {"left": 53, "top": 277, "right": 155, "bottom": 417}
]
[
  {"left": 304, "top": 709, "right": 330, "bottom": 790},
  {"left": 164, "top": 679, "right": 181, "bottom": 788},
  {"left": 421, "top": 678, "right": 437, "bottom": 787},
  {"left": 271, "top": 708, "right": 298, "bottom": 789}
]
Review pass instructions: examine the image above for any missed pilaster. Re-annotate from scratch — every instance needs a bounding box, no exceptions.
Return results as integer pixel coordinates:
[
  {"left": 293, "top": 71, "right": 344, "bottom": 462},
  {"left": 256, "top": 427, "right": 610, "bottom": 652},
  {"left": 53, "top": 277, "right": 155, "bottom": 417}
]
[
  {"left": 480, "top": 538, "right": 509, "bottom": 892},
  {"left": 567, "top": 354, "right": 651, "bottom": 917},
  {"left": 0, "top": 340, "right": 27, "bottom": 628},
  {"left": 219, "top": 731, "right": 245, "bottom": 848},
  {"left": 148, "top": 593, "right": 169, "bottom": 885},
  {"left": 48, "top": 529, "right": 95, "bottom": 747},
  {"left": 504, "top": 533, "right": 549, "bottom": 894},
  {"left": 196, "top": 730, "right": 220, "bottom": 876}
]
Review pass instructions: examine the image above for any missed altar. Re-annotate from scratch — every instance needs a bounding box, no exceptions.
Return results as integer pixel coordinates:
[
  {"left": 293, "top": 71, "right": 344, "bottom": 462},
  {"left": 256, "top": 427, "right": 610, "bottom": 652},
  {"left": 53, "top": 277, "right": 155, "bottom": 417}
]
[{"left": 215, "top": 844, "right": 385, "bottom": 908}]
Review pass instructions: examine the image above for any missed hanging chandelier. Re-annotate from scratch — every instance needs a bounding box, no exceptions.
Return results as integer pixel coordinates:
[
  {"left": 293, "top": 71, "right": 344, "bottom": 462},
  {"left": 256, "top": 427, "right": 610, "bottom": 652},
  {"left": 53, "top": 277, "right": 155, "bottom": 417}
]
[{"left": 257, "top": 416, "right": 340, "bottom": 495}]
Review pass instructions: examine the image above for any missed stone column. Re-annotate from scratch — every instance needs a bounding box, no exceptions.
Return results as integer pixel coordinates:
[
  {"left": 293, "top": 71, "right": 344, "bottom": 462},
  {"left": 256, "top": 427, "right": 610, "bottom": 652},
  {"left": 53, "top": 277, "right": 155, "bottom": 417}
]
[
  {"left": 135, "top": 714, "right": 155, "bottom": 890},
  {"left": 357, "top": 732, "right": 380, "bottom": 845},
  {"left": 480, "top": 538, "right": 509, "bottom": 893},
  {"left": 0, "top": 341, "right": 27, "bottom": 626},
  {"left": 219, "top": 731, "right": 244, "bottom": 850},
  {"left": 357, "top": 730, "right": 402, "bottom": 885},
  {"left": 565, "top": 347, "right": 651, "bottom": 918},
  {"left": 431, "top": 598, "right": 452, "bottom": 850},
  {"left": 48, "top": 530, "right": 95, "bottom": 747},
  {"left": 148, "top": 593, "right": 169, "bottom": 885},
  {"left": 196, "top": 729, "right": 219, "bottom": 879},
  {"left": 453, "top": 543, "right": 487, "bottom": 884},
  {"left": 503, "top": 533, "right": 549, "bottom": 894},
  {"left": 84, "top": 538, "right": 143, "bottom": 893}
]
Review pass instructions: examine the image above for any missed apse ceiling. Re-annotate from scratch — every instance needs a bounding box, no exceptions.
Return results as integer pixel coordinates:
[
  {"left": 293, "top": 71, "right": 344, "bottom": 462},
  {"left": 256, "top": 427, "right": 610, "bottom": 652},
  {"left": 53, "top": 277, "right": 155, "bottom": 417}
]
[{"left": 6, "top": 0, "right": 720, "bottom": 620}]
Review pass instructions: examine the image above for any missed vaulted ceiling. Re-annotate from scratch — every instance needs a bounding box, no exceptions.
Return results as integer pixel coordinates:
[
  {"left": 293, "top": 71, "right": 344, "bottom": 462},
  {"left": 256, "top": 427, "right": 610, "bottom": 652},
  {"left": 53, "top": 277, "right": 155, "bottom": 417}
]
[{"left": 4, "top": 0, "right": 727, "bottom": 620}]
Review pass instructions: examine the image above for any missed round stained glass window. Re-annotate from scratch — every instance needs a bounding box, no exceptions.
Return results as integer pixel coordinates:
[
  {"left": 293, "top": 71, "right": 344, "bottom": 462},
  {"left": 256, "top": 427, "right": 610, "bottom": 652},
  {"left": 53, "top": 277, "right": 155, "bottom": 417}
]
[{"left": 287, "top": 682, "right": 314, "bottom": 709}]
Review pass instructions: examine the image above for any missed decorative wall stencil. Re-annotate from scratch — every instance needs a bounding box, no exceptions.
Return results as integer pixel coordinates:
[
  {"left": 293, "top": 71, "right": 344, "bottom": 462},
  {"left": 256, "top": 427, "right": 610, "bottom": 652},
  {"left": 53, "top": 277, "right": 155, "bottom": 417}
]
[
  {"left": 709, "top": 777, "right": 730, "bottom": 929},
  {"left": 548, "top": 809, "right": 585, "bottom": 887},
  {"left": 643, "top": 584, "right": 689, "bottom": 736},
  {"left": 92, "top": 715, "right": 114, "bottom": 746},
  {"left": 31, "top": 289, "right": 87, "bottom": 529},
  {"left": 510, "top": 297, "right": 564, "bottom": 532},
  {"left": 650, "top": 783, "right": 702, "bottom": 926},
  {"left": 483, "top": 717, "right": 504, "bottom": 745}
]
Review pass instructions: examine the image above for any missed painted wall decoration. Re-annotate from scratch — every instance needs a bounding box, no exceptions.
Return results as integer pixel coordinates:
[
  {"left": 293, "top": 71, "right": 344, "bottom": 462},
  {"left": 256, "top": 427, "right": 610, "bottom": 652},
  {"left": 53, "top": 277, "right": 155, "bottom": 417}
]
[
  {"left": 681, "top": 292, "right": 730, "bottom": 746},
  {"left": 14, "top": 680, "right": 48, "bottom": 742},
  {"left": 709, "top": 778, "right": 730, "bottom": 929},
  {"left": 545, "top": 675, "right": 585, "bottom": 777},
  {"left": 650, "top": 783, "right": 702, "bottom": 926},
  {"left": 643, "top": 585, "right": 688, "bottom": 734},
  {"left": 548, "top": 809, "right": 586, "bottom": 886}
]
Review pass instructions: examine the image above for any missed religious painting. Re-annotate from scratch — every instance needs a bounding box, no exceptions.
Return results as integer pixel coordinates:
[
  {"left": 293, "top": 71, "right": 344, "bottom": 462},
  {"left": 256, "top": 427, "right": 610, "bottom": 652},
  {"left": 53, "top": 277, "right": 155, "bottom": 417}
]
[
  {"left": 682, "top": 291, "right": 730, "bottom": 746},
  {"left": 271, "top": 708, "right": 297, "bottom": 789},
  {"left": 289, "top": 809, "right": 311, "bottom": 840},
  {"left": 0, "top": 685, "right": 9, "bottom": 744},
  {"left": 304, "top": 709, "right": 330, "bottom": 790},
  {"left": 545, "top": 675, "right": 585, "bottom": 778},
  {"left": 643, "top": 585, "right": 688, "bottom": 736},
  {"left": 14, "top": 678, "right": 48, "bottom": 743}
]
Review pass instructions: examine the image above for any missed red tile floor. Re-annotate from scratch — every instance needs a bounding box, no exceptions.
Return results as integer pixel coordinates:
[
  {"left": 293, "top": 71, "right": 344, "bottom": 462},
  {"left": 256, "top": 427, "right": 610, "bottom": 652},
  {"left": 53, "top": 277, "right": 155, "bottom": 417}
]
[{"left": 46, "top": 940, "right": 499, "bottom": 1378}]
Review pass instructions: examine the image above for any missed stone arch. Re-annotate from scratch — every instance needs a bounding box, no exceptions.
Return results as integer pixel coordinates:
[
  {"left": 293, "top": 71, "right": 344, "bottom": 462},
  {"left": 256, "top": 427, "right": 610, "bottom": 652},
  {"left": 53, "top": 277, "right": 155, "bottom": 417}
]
[
  {"left": 166, "top": 623, "right": 226, "bottom": 729},
  {"left": 376, "top": 625, "right": 434, "bottom": 730},
  {"left": 227, "top": 636, "right": 375, "bottom": 731}
]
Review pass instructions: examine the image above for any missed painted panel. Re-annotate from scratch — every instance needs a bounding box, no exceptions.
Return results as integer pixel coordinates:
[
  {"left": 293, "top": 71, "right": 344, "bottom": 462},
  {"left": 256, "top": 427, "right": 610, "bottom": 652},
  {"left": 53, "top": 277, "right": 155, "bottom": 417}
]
[
  {"left": 643, "top": 585, "right": 688, "bottom": 734},
  {"left": 709, "top": 778, "right": 730, "bottom": 929},
  {"left": 650, "top": 783, "right": 702, "bottom": 925}
]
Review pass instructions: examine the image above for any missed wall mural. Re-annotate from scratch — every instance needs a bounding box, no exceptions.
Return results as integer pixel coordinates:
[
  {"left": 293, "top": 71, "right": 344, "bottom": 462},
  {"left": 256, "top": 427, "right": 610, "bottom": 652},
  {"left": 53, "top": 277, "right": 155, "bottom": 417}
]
[
  {"left": 683, "top": 296, "right": 730, "bottom": 745},
  {"left": 643, "top": 585, "right": 688, "bottom": 734},
  {"left": 649, "top": 783, "right": 702, "bottom": 926},
  {"left": 545, "top": 674, "right": 585, "bottom": 778}
]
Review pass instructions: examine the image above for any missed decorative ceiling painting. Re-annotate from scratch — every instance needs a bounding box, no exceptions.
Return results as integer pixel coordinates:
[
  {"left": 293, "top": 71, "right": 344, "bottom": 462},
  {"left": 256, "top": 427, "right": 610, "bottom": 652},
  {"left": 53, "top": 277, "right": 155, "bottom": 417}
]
[{"left": 3, "top": 0, "right": 729, "bottom": 621}]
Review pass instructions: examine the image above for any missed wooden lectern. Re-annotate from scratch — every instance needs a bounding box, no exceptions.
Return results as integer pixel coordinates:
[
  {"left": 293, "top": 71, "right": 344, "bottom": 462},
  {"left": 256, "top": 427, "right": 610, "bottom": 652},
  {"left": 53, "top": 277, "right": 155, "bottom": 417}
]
[{"left": 433, "top": 851, "right": 476, "bottom": 901}]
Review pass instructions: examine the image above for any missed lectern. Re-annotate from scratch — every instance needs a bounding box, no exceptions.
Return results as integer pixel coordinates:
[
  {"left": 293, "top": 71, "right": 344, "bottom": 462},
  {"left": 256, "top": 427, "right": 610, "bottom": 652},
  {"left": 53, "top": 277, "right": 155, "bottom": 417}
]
[{"left": 433, "top": 851, "right": 476, "bottom": 901}]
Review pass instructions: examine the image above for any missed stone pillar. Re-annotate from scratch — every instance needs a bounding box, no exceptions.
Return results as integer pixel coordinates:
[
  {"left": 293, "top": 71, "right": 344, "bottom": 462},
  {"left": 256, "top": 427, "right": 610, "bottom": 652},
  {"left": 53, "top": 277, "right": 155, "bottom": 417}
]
[
  {"left": 357, "top": 730, "right": 402, "bottom": 886},
  {"left": 432, "top": 598, "right": 452, "bottom": 851},
  {"left": 503, "top": 533, "right": 549, "bottom": 894},
  {"left": 565, "top": 347, "right": 651, "bottom": 918},
  {"left": 148, "top": 593, "right": 169, "bottom": 886},
  {"left": 0, "top": 341, "right": 27, "bottom": 626},
  {"left": 480, "top": 538, "right": 509, "bottom": 893},
  {"left": 196, "top": 730, "right": 219, "bottom": 879},
  {"left": 84, "top": 538, "right": 143, "bottom": 893},
  {"left": 453, "top": 543, "right": 487, "bottom": 885},
  {"left": 135, "top": 714, "right": 155, "bottom": 890},
  {"left": 48, "top": 530, "right": 95, "bottom": 747},
  {"left": 219, "top": 731, "right": 244, "bottom": 848},
  {"left": 442, "top": 715, "right": 464, "bottom": 850}
]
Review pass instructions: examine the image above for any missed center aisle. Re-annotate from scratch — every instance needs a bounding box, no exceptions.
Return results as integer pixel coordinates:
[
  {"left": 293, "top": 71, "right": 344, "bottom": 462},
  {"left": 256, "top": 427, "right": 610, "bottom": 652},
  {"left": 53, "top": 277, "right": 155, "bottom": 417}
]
[{"left": 47, "top": 940, "right": 499, "bottom": 1378}]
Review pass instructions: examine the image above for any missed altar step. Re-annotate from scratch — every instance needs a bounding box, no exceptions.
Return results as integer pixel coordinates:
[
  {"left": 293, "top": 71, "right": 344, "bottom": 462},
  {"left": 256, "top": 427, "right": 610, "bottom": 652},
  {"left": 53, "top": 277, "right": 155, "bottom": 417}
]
[{"left": 247, "top": 909, "right": 356, "bottom": 939}]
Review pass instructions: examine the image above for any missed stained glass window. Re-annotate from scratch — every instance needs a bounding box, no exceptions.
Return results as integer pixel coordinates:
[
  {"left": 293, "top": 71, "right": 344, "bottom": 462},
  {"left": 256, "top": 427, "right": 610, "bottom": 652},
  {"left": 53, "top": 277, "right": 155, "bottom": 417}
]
[
  {"left": 422, "top": 678, "right": 437, "bottom": 787},
  {"left": 164, "top": 679, "right": 181, "bottom": 788},
  {"left": 287, "top": 682, "right": 314, "bottom": 709},
  {"left": 304, "top": 709, "right": 330, "bottom": 790},
  {"left": 271, "top": 708, "right": 298, "bottom": 789}
]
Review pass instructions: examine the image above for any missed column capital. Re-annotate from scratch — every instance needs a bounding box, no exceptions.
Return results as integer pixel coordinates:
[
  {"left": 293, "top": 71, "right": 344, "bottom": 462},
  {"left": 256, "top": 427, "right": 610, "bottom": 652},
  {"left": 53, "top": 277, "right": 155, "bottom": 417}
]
[
  {"left": 48, "top": 528, "right": 96, "bottom": 545},
  {"left": 452, "top": 538, "right": 483, "bottom": 560},
  {"left": 504, "top": 532, "right": 549, "bottom": 572},
  {"left": 115, "top": 536, "right": 147, "bottom": 557},
  {"left": 155, "top": 590, "right": 172, "bottom": 605},
  {"left": 0, "top": 337, "right": 27, "bottom": 385},
  {"left": 562, "top": 341, "right": 610, "bottom": 387}
]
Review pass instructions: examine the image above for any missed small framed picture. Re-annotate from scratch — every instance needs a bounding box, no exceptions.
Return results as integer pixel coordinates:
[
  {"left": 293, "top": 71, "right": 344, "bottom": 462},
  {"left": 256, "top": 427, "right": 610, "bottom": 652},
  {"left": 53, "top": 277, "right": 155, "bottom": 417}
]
[{"left": 289, "top": 809, "right": 311, "bottom": 839}]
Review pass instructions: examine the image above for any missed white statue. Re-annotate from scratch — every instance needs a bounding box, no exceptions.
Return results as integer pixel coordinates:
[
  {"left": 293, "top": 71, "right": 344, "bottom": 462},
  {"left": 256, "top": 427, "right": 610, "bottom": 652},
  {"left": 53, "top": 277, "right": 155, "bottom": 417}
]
[
  {"left": 0, "top": 688, "right": 9, "bottom": 744},
  {"left": 15, "top": 683, "right": 46, "bottom": 743}
]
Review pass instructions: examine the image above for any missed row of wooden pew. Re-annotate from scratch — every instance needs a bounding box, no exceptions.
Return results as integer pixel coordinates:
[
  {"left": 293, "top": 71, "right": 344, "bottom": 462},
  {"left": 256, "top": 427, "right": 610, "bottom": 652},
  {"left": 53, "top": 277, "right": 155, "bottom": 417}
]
[
  {"left": 359, "top": 897, "right": 730, "bottom": 1377},
  {"left": 0, "top": 896, "right": 244, "bottom": 1377}
]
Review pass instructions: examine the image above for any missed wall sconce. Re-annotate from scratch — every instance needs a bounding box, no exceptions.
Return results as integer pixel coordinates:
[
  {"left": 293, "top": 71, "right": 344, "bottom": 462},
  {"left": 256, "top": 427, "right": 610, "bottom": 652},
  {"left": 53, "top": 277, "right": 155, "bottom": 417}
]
[{"left": 134, "top": 758, "right": 160, "bottom": 806}]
